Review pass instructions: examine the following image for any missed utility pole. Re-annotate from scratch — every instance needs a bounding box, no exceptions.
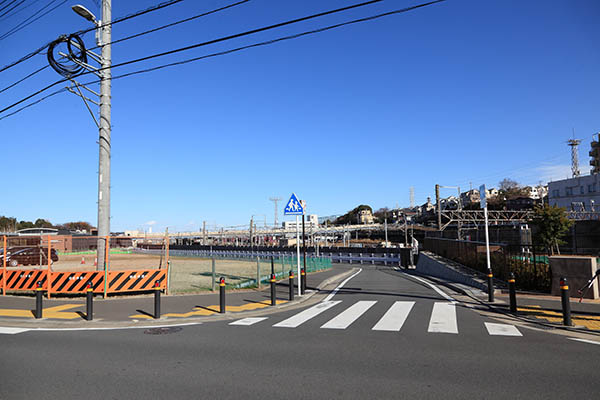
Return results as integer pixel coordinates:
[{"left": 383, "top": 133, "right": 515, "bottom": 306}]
[
  {"left": 96, "top": 0, "right": 112, "bottom": 271},
  {"left": 269, "top": 197, "right": 282, "bottom": 228},
  {"left": 435, "top": 184, "right": 441, "bottom": 232},
  {"left": 202, "top": 221, "right": 206, "bottom": 245},
  {"left": 249, "top": 217, "right": 253, "bottom": 246}
]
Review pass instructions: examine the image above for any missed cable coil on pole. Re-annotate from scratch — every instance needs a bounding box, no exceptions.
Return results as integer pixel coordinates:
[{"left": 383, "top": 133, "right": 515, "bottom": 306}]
[{"left": 47, "top": 34, "right": 88, "bottom": 78}]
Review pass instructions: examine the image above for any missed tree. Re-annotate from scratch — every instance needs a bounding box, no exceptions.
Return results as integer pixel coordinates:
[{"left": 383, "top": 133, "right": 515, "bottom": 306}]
[
  {"left": 373, "top": 207, "right": 390, "bottom": 222},
  {"left": 16, "top": 220, "right": 35, "bottom": 230},
  {"left": 0, "top": 216, "right": 17, "bottom": 232},
  {"left": 34, "top": 218, "right": 53, "bottom": 228},
  {"left": 57, "top": 221, "right": 95, "bottom": 232},
  {"left": 499, "top": 178, "right": 520, "bottom": 191},
  {"left": 529, "top": 204, "right": 573, "bottom": 255}
]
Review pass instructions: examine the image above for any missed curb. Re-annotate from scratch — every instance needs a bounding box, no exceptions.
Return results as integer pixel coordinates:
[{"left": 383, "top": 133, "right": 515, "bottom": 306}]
[
  {"left": 0, "top": 267, "right": 358, "bottom": 330},
  {"left": 406, "top": 269, "right": 600, "bottom": 337}
]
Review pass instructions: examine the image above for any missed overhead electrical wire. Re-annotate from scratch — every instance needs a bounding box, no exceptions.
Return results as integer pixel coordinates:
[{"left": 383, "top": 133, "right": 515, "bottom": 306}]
[
  {"left": 0, "top": 0, "right": 68, "bottom": 41},
  {"left": 0, "top": 0, "right": 44, "bottom": 22},
  {"left": 1, "top": 0, "right": 445, "bottom": 115},
  {"left": 0, "top": 0, "right": 185, "bottom": 74},
  {"left": 0, "top": 0, "right": 25, "bottom": 19},
  {"left": 0, "top": 0, "right": 446, "bottom": 121},
  {"left": 0, "top": 0, "right": 250, "bottom": 94}
]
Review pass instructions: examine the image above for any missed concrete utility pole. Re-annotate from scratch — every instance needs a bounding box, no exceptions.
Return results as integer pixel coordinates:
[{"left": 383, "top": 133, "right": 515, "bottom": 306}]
[{"left": 96, "top": 0, "right": 112, "bottom": 271}]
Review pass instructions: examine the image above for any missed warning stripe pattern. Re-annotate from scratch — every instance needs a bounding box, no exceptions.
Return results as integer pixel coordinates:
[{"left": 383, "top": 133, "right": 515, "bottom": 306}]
[{"left": 2, "top": 269, "right": 166, "bottom": 294}]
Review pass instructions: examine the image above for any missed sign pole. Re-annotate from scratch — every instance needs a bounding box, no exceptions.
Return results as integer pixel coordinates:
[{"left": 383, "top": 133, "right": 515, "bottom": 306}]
[
  {"left": 296, "top": 215, "right": 301, "bottom": 296},
  {"left": 480, "top": 184, "right": 493, "bottom": 302}
]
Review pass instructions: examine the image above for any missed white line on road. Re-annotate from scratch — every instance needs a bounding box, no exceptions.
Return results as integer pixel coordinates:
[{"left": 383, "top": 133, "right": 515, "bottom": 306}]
[
  {"left": 321, "top": 300, "right": 377, "bottom": 330},
  {"left": 229, "top": 317, "right": 268, "bottom": 326},
  {"left": 0, "top": 327, "right": 31, "bottom": 335},
  {"left": 408, "top": 274, "right": 455, "bottom": 302},
  {"left": 484, "top": 322, "right": 522, "bottom": 336},
  {"left": 568, "top": 338, "right": 600, "bottom": 346},
  {"left": 372, "top": 301, "right": 415, "bottom": 332},
  {"left": 273, "top": 301, "right": 341, "bottom": 328},
  {"left": 0, "top": 322, "right": 202, "bottom": 334},
  {"left": 322, "top": 268, "right": 362, "bottom": 302},
  {"left": 428, "top": 302, "right": 458, "bottom": 334}
]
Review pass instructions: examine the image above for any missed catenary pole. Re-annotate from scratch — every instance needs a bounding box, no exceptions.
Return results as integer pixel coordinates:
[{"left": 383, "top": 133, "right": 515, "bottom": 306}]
[{"left": 96, "top": 0, "right": 112, "bottom": 271}]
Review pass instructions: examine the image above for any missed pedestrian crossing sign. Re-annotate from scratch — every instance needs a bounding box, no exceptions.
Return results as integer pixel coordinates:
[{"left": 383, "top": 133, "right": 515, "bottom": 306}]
[{"left": 284, "top": 193, "right": 304, "bottom": 215}]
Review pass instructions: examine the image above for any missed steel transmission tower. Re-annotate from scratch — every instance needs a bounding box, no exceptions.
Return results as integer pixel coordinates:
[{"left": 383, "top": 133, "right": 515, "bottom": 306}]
[
  {"left": 269, "top": 197, "right": 282, "bottom": 228},
  {"left": 568, "top": 138, "right": 581, "bottom": 178}
]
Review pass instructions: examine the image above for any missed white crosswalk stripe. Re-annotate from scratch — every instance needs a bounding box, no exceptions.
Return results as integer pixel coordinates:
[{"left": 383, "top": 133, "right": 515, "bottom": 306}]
[
  {"left": 321, "top": 300, "right": 377, "bottom": 330},
  {"left": 484, "top": 322, "right": 522, "bottom": 336},
  {"left": 227, "top": 300, "right": 524, "bottom": 339},
  {"left": 372, "top": 301, "right": 415, "bottom": 332},
  {"left": 428, "top": 302, "right": 458, "bottom": 334},
  {"left": 273, "top": 300, "right": 341, "bottom": 328},
  {"left": 229, "top": 317, "right": 268, "bottom": 326}
]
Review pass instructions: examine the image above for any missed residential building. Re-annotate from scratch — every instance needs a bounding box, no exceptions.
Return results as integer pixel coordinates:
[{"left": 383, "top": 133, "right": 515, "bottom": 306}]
[
  {"left": 358, "top": 209, "right": 374, "bottom": 224},
  {"left": 548, "top": 174, "right": 600, "bottom": 211}
]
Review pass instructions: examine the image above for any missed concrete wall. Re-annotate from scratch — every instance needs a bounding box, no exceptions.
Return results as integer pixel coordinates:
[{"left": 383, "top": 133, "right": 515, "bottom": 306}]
[
  {"left": 414, "top": 251, "right": 487, "bottom": 292},
  {"left": 549, "top": 256, "right": 599, "bottom": 299}
]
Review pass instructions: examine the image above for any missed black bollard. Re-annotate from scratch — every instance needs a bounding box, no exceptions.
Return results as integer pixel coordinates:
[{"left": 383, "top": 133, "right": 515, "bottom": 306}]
[
  {"left": 35, "top": 281, "right": 43, "bottom": 319},
  {"left": 86, "top": 281, "right": 93, "bottom": 321},
  {"left": 487, "top": 268, "right": 494, "bottom": 302},
  {"left": 154, "top": 280, "right": 161, "bottom": 319},
  {"left": 270, "top": 273, "right": 276, "bottom": 306},
  {"left": 271, "top": 256, "right": 275, "bottom": 276},
  {"left": 219, "top": 277, "right": 226, "bottom": 313},
  {"left": 289, "top": 271, "right": 295, "bottom": 301},
  {"left": 560, "top": 277, "right": 572, "bottom": 326},
  {"left": 301, "top": 268, "right": 306, "bottom": 295},
  {"left": 508, "top": 273, "right": 517, "bottom": 313}
]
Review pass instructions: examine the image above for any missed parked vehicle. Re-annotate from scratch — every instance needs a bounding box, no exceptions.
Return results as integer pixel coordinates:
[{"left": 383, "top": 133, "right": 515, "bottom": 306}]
[{"left": 0, "top": 247, "right": 58, "bottom": 267}]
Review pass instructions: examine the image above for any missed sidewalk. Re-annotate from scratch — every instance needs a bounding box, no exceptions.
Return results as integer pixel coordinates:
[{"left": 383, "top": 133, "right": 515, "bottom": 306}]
[{"left": 0, "top": 265, "right": 354, "bottom": 328}]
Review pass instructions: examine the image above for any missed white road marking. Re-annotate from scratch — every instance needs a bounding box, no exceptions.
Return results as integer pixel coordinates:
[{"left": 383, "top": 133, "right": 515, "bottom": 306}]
[
  {"left": 0, "top": 322, "right": 202, "bottom": 333},
  {"left": 372, "top": 301, "right": 415, "bottom": 332},
  {"left": 428, "top": 302, "right": 458, "bottom": 334},
  {"left": 409, "top": 275, "right": 455, "bottom": 302},
  {"left": 484, "top": 322, "right": 522, "bottom": 336},
  {"left": 322, "top": 268, "right": 362, "bottom": 302},
  {"left": 0, "top": 327, "right": 31, "bottom": 335},
  {"left": 568, "top": 338, "right": 600, "bottom": 346},
  {"left": 273, "top": 301, "right": 341, "bottom": 328},
  {"left": 321, "top": 301, "right": 377, "bottom": 330},
  {"left": 229, "top": 317, "right": 268, "bottom": 326}
]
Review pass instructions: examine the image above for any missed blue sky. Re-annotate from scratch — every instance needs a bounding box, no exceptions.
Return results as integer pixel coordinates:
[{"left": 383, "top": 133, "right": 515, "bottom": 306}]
[{"left": 0, "top": 0, "right": 598, "bottom": 232}]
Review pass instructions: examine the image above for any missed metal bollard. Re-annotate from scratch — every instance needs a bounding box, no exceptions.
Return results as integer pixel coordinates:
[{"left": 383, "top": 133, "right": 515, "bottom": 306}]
[
  {"left": 487, "top": 268, "right": 494, "bottom": 302},
  {"left": 219, "top": 277, "right": 226, "bottom": 313},
  {"left": 154, "top": 280, "right": 161, "bottom": 319},
  {"left": 560, "top": 277, "right": 572, "bottom": 326},
  {"left": 301, "top": 268, "right": 306, "bottom": 295},
  {"left": 508, "top": 273, "right": 517, "bottom": 313},
  {"left": 35, "top": 281, "right": 43, "bottom": 319},
  {"left": 86, "top": 281, "right": 93, "bottom": 321},
  {"left": 270, "top": 273, "right": 276, "bottom": 306},
  {"left": 289, "top": 271, "right": 295, "bottom": 301}
]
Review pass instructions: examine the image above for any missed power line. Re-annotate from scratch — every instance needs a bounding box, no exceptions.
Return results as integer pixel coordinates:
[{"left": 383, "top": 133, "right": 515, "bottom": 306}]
[
  {"left": 0, "top": 0, "right": 24, "bottom": 19},
  {"left": 1, "top": 0, "right": 446, "bottom": 119},
  {"left": 0, "top": 0, "right": 44, "bottom": 22},
  {"left": 90, "top": 0, "right": 251, "bottom": 51},
  {"left": 0, "top": 0, "right": 248, "bottom": 94},
  {"left": 1, "top": 0, "right": 445, "bottom": 116},
  {"left": 0, "top": 0, "right": 185, "bottom": 74},
  {"left": 0, "top": 0, "right": 67, "bottom": 42}
]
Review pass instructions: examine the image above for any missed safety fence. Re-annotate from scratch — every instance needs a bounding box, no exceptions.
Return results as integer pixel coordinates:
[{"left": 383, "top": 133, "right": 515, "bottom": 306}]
[
  {"left": 136, "top": 248, "right": 332, "bottom": 292},
  {"left": 2, "top": 235, "right": 169, "bottom": 297}
]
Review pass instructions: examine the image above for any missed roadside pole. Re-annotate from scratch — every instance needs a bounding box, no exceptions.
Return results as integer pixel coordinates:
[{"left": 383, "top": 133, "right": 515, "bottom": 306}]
[
  {"left": 296, "top": 215, "right": 301, "bottom": 296},
  {"left": 302, "top": 213, "right": 307, "bottom": 288},
  {"left": 480, "top": 184, "right": 493, "bottom": 302}
]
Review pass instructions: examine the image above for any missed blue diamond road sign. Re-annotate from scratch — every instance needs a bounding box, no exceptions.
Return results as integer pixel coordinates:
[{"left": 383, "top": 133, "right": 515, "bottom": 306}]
[{"left": 283, "top": 193, "right": 304, "bottom": 215}]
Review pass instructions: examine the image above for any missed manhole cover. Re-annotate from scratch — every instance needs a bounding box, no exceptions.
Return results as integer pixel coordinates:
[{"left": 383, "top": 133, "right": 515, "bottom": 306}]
[{"left": 144, "top": 327, "right": 182, "bottom": 335}]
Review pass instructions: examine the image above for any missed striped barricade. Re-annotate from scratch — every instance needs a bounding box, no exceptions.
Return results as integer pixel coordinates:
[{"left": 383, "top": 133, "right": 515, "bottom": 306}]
[
  {"left": 4, "top": 269, "right": 49, "bottom": 291},
  {"left": 50, "top": 271, "right": 105, "bottom": 294},
  {"left": 105, "top": 269, "right": 166, "bottom": 294}
]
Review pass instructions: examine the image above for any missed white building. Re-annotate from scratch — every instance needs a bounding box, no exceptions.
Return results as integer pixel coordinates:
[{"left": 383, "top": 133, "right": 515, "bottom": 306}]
[
  {"left": 548, "top": 174, "right": 600, "bottom": 210},
  {"left": 283, "top": 214, "right": 319, "bottom": 229}
]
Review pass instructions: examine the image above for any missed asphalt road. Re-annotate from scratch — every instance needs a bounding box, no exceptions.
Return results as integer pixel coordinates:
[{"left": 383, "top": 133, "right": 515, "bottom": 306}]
[{"left": 1, "top": 265, "right": 598, "bottom": 399}]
